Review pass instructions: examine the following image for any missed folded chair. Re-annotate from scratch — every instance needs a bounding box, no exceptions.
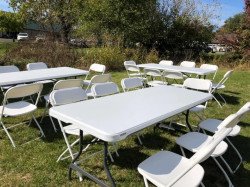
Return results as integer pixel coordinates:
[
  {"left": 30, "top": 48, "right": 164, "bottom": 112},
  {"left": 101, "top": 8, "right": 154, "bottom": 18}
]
[
  {"left": 83, "top": 63, "right": 106, "bottom": 86},
  {"left": 0, "top": 83, "right": 45, "bottom": 148},
  {"left": 138, "top": 116, "right": 234, "bottom": 187},
  {"left": 199, "top": 102, "right": 250, "bottom": 173},
  {"left": 176, "top": 113, "right": 245, "bottom": 187}
]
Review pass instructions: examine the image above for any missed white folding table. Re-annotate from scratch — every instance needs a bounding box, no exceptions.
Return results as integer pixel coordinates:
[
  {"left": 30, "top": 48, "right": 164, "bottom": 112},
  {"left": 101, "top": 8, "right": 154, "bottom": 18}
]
[
  {"left": 138, "top": 63, "right": 216, "bottom": 77},
  {"left": 49, "top": 86, "right": 213, "bottom": 186},
  {"left": 0, "top": 67, "right": 88, "bottom": 86}
]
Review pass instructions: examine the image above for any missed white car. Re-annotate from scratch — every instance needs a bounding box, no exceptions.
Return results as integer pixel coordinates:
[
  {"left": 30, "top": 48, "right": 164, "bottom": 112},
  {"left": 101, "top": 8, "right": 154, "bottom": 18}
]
[{"left": 17, "top": 33, "right": 28, "bottom": 41}]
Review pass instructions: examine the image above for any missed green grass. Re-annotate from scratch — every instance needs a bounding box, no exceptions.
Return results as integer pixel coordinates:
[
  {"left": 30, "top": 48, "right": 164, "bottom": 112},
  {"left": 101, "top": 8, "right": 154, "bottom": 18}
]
[{"left": 0, "top": 69, "right": 249, "bottom": 186}]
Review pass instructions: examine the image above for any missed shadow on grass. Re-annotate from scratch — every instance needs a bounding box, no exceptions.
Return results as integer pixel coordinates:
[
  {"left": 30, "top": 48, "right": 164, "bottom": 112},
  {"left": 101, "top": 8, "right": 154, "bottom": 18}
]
[{"left": 214, "top": 93, "right": 240, "bottom": 105}]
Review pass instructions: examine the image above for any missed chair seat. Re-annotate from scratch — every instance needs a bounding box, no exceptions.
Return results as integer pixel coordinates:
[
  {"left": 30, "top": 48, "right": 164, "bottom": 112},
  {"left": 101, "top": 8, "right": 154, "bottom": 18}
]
[
  {"left": 176, "top": 132, "right": 228, "bottom": 157},
  {"left": 64, "top": 124, "right": 89, "bottom": 136},
  {"left": 190, "top": 105, "right": 206, "bottom": 112},
  {"left": 147, "top": 80, "right": 166, "bottom": 87},
  {"left": 129, "top": 73, "right": 144, "bottom": 77},
  {"left": 1, "top": 85, "right": 12, "bottom": 90},
  {"left": 83, "top": 80, "right": 91, "bottom": 86},
  {"left": 0, "top": 101, "right": 37, "bottom": 116},
  {"left": 138, "top": 151, "right": 204, "bottom": 187},
  {"left": 199, "top": 119, "right": 241, "bottom": 137},
  {"left": 85, "top": 89, "right": 94, "bottom": 98},
  {"left": 212, "top": 83, "right": 225, "bottom": 90}
]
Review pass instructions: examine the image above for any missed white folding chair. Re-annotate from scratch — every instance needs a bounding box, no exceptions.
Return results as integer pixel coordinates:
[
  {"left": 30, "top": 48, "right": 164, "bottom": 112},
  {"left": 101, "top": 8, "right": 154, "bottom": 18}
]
[
  {"left": 121, "top": 77, "right": 144, "bottom": 92},
  {"left": 138, "top": 118, "right": 233, "bottom": 187},
  {"left": 159, "top": 60, "right": 173, "bottom": 66},
  {"left": 124, "top": 60, "right": 144, "bottom": 78},
  {"left": 162, "top": 70, "right": 184, "bottom": 87},
  {"left": 121, "top": 77, "right": 144, "bottom": 145},
  {"left": 91, "top": 82, "right": 120, "bottom": 98},
  {"left": 40, "top": 79, "right": 83, "bottom": 131},
  {"left": 83, "top": 63, "right": 106, "bottom": 86},
  {"left": 0, "top": 83, "right": 45, "bottom": 147},
  {"left": 0, "top": 65, "right": 20, "bottom": 93},
  {"left": 180, "top": 61, "right": 196, "bottom": 68},
  {"left": 176, "top": 113, "right": 243, "bottom": 187},
  {"left": 144, "top": 68, "right": 165, "bottom": 87},
  {"left": 199, "top": 102, "right": 250, "bottom": 173},
  {"left": 183, "top": 78, "right": 213, "bottom": 120},
  {"left": 200, "top": 64, "right": 218, "bottom": 80},
  {"left": 26, "top": 62, "right": 55, "bottom": 84},
  {"left": 211, "top": 70, "right": 233, "bottom": 107},
  {"left": 50, "top": 87, "right": 90, "bottom": 162},
  {"left": 84, "top": 74, "right": 112, "bottom": 98}
]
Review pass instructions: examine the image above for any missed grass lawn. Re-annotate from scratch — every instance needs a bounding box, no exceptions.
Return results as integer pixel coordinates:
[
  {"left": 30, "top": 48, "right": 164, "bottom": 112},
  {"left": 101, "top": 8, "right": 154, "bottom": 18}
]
[{"left": 0, "top": 69, "right": 249, "bottom": 186}]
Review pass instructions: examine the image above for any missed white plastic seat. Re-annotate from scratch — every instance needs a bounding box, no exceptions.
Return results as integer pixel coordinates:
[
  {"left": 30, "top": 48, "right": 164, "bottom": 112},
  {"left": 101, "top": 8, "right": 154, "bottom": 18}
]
[
  {"left": 0, "top": 83, "right": 45, "bottom": 148},
  {"left": 26, "top": 62, "right": 55, "bottom": 84},
  {"left": 0, "top": 65, "right": 20, "bottom": 91},
  {"left": 84, "top": 74, "right": 112, "bottom": 98},
  {"left": 50, "top": 87, "right": 89, "bottom": 162},
  {"left": 211, "top": 70, "right": 233, "bottom": 107},
  {"left": 144, "top": 68, "right": 165, "bottom": 87},
  {"left": 121, "top": 77, "right": 144, "bottom": 92},
  {"left": 159, "top": 60, "right": 173, "bottom": 66},
  {"left": 91, "top": 82, "right": 119, "bottom": 98},
  {"left": 40, "top": 79, "right": 83, "bottom": 131},
  {"left": 199, "top": 102, "right": 250, "bottom": 173},
  {"left": 183, "top": 78, "right": 212, "bottom": 120},
  {"left": 162, "top": 70, "right": 184, "bottom": 87},
  {"left": 124, "top": 60, "right": 144, "bottom": 78},
  {"left": 176, "top": 113, "right": 245, "bottom": 187},
  {"left": 138, "top": 151, "right": 204, "bottom": 187},
  {"left": 83, "top": 63, "right": 106, "bottom": 86},
  {"left": 180, "top": 61, "right": 196, "bottom": 68},
  {"left": 138, "top": 118, "right": 233, "bottom": 187},
  {"left": 200, "top": 64, "right": 218, "bottom": 80}
]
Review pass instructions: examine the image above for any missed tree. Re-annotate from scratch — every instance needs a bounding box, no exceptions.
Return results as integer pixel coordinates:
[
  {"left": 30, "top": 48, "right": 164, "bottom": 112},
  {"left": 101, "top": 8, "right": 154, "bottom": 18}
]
[
  {"left": 10, "top": 0, "right": 85, "bottom": 43},
  {"left": 0, "top": 11, "right": 25, "bottom": 41}
]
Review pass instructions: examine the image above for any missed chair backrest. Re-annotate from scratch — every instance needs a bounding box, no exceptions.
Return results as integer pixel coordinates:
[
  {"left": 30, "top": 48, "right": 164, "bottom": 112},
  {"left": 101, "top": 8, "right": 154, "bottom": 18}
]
[
  {"left": 159, "top": 60, "right": 173, "bottom": 66},
  {"left": 236, "top": 102, "right": 250, "bottom": 120},
  {"left": 212, "top": 70, "right": 233, "bottom": 92},
  {"left": 200, "top": 64, "right": 218, "bottom": 80},
  {"left": 89, "top": 63, "right": 106, "bottom": 74},
  {"left": 144, "top": 68, "right": 162, "bottom": 77},
  {"left": 124, "top": 61, "right": 140, "bottom": 73},
  {"left": 180, "top": 61, "right": 196, "bottom": 68},
  {"left": 1, "top": 83, "right": 43, "bottom": 115},
  {"left": 50, "top": 87, "right": 87, "bottom": 106},
  {"left": 121, "top": 77, "right": 143, "bottom": 92},
  {"left": 27, "top": 62, "right": 48, "bottom": 70},
  {"left": 91, "top": 82, "right": 119, "bottom": 98},
  {"left": 162, "top": 70, "right": 184, "bottom": 80},
  {"left": 53, "top": 79, "right": 83, "bottom": 90},
  {"left": 0, "top": 65, "right": 20, "bottom": 74},
  {"left": 183, "top": 78, "right": 212, "bottom": 92},
  {"left": 168, "top": 114, "right": 234, "bottom": 186}
]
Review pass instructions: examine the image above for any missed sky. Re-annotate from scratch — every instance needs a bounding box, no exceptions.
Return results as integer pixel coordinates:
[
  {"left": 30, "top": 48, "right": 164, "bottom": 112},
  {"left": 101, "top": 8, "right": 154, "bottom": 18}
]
[{"left": 0, "top": 0, "right": 245, "bottom": 27}]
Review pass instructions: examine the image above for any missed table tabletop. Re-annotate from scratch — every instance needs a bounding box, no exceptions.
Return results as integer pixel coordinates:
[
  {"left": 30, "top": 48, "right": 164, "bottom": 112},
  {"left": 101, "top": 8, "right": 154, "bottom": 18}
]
[
  {"left": 138, "top": 63, "right": 215, "bottom": 75},
  {"left": 50, "top": 86, "right": 212, "bottom": 142},
  {"left": 0, "top": 67, "right": 88, "bottom": 86}
]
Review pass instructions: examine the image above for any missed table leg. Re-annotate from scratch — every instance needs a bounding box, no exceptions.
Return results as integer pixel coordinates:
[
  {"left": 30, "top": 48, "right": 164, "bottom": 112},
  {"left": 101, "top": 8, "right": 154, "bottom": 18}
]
[
  {"left": 184, "top": 110, "right": 193, "bottom": 131},
  {"left": 68, "top": 130, "right": 116, "bottom": 187}
]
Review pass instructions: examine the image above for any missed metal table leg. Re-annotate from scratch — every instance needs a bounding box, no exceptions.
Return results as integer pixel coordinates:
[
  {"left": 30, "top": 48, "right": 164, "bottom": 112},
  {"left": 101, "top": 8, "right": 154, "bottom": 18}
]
[
  {"left": 184, "top": 110, "right": 193, "bottom": 131},
  {"left": 68, "top": 130, "right": 116, "bottom": 187}
]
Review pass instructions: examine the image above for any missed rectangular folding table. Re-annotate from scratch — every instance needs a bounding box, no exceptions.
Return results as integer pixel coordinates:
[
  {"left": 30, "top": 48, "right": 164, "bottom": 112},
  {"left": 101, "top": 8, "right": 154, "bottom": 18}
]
[
  {"left": 0, "top": 67, "right": 88, "bottom": 86},
  {"left": 138, "top": 63, "right": 216, "bottom": 77},
  {"left": 49, "top": 86, "right": 213, "bottom": 187}
]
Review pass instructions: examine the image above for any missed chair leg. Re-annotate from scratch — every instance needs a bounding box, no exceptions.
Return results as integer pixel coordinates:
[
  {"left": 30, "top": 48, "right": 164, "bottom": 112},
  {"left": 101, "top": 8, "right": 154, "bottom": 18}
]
[
  {"left": 112, "top": 142, "right": 119, "bottom": 157},
  {"left": 212, "top": 157, "right": 233, "bottom": 187},
  {"left": 32, "top": 115, "right": 45, "bottom": 137},
  {"left": 217, "top": 92, "right": 227, "bottom": 104},
  {"left": 226, "top": 137, "right": 243, "bottom": 173},
  {"left": 57, "top": 138, "right": 80, "bottom": 162},
  {"left": 137, "top": 134, "right": 143, "bottom": 145},
  {"left": 143, "top": 176, "right": 149, "bottom": 187},
  {"left": 180, "top": 146, "right": 186, "bottom": 157},
  {"left": 220, "top": 156, "right": 234, "bottom": 174},
  {"left": 49, "top": 116, "right": 57, "bottom": 132},
  {"left": 0, "top": 120, "right": 16, "bottom": 148},
  {"left": 212, "top": 94, "right": 223, "bottom": 108},
  {"left": 200, "top": 182, "right": 205, "bottom": 187}
]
